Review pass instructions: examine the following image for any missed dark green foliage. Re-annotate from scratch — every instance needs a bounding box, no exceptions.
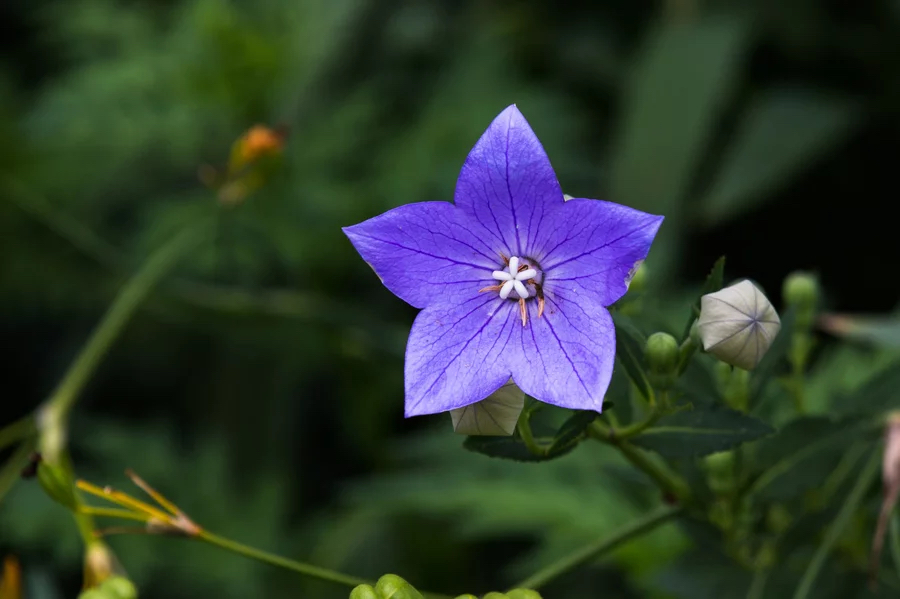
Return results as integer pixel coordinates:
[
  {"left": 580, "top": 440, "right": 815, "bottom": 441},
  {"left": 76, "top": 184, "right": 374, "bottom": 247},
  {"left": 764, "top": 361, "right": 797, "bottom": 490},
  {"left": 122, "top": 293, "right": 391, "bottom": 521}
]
[
  {"left": 2, "top": 0, "right": 900, "bottom": 598},
  {"left": 631, "top": 406, "right": 773, "bottom": 458}
]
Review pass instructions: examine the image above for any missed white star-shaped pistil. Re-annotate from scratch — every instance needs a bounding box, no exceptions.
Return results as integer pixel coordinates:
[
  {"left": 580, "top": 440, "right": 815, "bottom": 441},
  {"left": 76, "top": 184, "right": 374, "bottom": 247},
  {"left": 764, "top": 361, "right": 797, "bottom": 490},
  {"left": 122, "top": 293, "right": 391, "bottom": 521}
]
[{"left": 491, "top": 256, "right": 537, "bottom": 300}]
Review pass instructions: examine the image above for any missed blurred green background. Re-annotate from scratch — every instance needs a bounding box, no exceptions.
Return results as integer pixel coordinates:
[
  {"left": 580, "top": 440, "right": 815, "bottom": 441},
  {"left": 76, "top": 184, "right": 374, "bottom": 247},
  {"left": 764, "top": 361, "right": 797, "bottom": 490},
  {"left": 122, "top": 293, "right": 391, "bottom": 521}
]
[{"left": 1, "top": 0, "right": 899, "bottom": 597}]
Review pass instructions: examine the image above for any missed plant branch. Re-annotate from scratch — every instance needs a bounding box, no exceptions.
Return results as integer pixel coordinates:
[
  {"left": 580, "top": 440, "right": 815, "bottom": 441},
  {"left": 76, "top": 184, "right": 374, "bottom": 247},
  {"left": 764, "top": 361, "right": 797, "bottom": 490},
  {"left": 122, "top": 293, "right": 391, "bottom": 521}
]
[
  {"left": 0, "top": 416, "right": 36, "bottom": 451},
  {"left": 511, "top": 505, "right": 682, "bottom": 590},
  {"left": 41, "top": 223, "right": 208, "bottom": 425},
  {"left": 589, "top": 421, "right": 691, "bottom": 502}
]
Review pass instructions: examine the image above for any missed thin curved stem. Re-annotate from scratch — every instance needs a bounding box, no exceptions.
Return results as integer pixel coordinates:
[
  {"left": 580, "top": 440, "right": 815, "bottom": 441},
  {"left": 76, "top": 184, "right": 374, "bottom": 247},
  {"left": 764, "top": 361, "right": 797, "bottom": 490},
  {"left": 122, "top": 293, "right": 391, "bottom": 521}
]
[
  {"left": 511, "top": 505, "right": 682, "bottom": 590},
  {"left": 589, "top": 421, "right": 691, "bottom": 502},
  {"left": 197, "top": 531, "right": 371, "bottom": 588},
  {"left": 43, "top": 223, "right": 208, "bottom": 423},
  {"left": 0, "top": 416, "right": 35, "bottom": 451}
]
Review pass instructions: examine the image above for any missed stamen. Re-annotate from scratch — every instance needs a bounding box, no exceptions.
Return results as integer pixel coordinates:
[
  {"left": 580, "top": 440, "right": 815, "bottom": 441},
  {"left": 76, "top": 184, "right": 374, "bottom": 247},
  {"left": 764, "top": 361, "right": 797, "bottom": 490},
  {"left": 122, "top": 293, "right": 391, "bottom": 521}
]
[
  {"left": 479, "top": 284, "right": 502, "bottom": 293},
  {"left": 519, "top": 298, "right": 527, "bottom": 326},
  {"left": 513, "top": 280, "right": 529, "bottom": 299}
]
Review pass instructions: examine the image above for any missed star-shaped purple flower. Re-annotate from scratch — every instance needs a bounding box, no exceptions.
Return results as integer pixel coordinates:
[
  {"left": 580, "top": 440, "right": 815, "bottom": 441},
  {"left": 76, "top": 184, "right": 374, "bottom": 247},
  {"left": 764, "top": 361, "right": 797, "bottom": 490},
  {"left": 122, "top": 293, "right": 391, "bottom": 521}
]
[{"left": 344, "top": 105, "right": 663, "bottom": 417}]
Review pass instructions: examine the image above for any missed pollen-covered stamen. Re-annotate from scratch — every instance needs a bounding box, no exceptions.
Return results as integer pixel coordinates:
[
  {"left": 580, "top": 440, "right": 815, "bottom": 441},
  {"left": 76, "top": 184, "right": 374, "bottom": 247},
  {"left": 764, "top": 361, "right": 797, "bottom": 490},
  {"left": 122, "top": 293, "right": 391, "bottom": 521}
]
[{"left": 490, "top": 255, "right": 538, "bottom": 301}]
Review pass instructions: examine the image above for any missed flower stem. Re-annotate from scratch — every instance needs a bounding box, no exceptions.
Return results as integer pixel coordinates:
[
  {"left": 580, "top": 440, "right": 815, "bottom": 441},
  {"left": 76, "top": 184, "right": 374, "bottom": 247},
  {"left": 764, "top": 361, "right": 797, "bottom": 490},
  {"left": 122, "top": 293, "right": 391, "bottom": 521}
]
[
  {"left": 43, "top": 224, "right": 207, "bottom": 423},
  {"left": 510, "top": 505, "right": 681, "bottom": 590},
  {"left": 589, "top": 422, "right": 691, "bottom": 502}
]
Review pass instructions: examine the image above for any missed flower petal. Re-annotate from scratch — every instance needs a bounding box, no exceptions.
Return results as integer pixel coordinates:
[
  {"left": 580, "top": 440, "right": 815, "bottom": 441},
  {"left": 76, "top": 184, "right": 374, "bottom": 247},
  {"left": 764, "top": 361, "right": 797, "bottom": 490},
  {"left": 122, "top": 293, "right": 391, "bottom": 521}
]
[
  {"left": 534, "top": 199, "right": 663, "bottom": 307},
  {"left": 343, "top": 202, "right": 498, "bottom": 309},
  {"left": 509, "top": 296, "right": 615, "bottom": 412},
  {"left": 450, "top": 380, "right": 525, "bottom": 436},
  {"left": 405, "top": 296, "right": 518, "bottom": 416},
  {"left": 453, "top": 105, "right": 565, "bottom": 257}
]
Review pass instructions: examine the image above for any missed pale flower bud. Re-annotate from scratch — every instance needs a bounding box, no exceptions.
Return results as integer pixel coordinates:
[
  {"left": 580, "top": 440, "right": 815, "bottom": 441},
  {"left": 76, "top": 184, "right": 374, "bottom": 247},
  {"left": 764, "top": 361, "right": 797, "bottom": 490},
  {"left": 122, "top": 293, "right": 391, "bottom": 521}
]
[
  {"left": 697, "top": 280, "right": 781, "bottom": 370},
  {"left": 450, "top": 380, "right": 525, "bottom": 436}
]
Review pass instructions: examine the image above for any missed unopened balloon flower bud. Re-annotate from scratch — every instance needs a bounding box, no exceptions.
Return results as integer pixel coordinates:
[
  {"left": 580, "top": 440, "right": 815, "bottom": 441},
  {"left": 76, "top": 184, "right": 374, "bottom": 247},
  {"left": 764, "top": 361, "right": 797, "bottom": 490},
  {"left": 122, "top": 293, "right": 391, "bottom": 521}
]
[
  {"left": 645, "top": 332, "right": 679, "bottom": 390},
  {"left": 374, "top": 574, "right": 424, "bottom": 599},
  {"left": 450, "top": 380, "right": 524, "bottom": 436},
  {"left": 506, "top": 590, "right": 543, "bottom": 599},
  {"left": 697, "top": 280, "right": 781, "bottom": 370},
  {"left": 625, "top": 261, "right": 647, "bottom": 293}
]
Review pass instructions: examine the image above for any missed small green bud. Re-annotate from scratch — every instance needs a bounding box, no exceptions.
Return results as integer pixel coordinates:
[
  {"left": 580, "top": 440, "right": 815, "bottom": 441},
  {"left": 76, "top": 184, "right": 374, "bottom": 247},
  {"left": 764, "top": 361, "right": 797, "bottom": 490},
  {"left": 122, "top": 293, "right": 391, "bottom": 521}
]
[
  {"left": 782, "top": 271, "right": 818, "bottom": 311},
  {"left": 98, "top": 576, "right": 138, "bottom": 599},
  {"left": 506, "top": 590, "right": 543, "bottom": 599},
  {"left": 77, "top": 590, "right": 107, "bottom": 599},
  {"left": 452, "top": 595, "right": 479, "bottom": 599},
  {"left": 375, "top": 574, "right": 424, "bottom": 599},
  {"left": 36, "top": 460, "right": 78, "bottom": 509},
  {"left": 782, "top": 271, "right": 818, "bottom": 329},
  {"left": 482, "top": 594, "right": 509, "bottom": 599},
  {"left": 350, "top": 584, "right": 379, "bottom": 599},
  {"left": 645, "top": 332, "right": 679, "bottom": 390}
]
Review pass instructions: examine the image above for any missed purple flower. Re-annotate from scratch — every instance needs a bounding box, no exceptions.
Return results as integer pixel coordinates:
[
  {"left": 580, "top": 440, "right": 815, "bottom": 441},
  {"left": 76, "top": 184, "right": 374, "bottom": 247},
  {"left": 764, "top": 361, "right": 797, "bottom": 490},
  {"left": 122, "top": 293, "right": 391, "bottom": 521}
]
[{"left": 344, "top": 106, "right": 663, "bottom": 417}]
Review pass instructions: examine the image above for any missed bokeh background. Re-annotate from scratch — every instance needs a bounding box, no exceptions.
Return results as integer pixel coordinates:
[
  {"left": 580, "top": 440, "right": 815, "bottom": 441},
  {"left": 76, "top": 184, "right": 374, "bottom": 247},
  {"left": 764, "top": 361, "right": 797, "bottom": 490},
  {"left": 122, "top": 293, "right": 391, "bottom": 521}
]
[{"left": 2, "top": 0, "right": 899, "bottom": 597}]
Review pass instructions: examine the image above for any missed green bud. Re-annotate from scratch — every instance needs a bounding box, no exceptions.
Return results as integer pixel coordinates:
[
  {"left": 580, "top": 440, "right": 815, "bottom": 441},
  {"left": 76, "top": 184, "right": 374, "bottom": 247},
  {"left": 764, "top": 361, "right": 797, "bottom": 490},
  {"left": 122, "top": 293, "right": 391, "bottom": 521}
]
[
  {"left": 782, "top": 271, "right": 818, "bottom": 311},
  {"left": 98, "top": 576, "right": 138, "bottom": 599},
  {"left": 350, "top": 584, "right": 379, "bottom": 599},
  {"left": 645, "top": 332, "right": 679, "bottom": 390},
  {"left": 482, "top": 594, "right": 509, "bottom": 599},
  {"left": 375, "top": 574, "right": 424, "bottom": 599},
  {"left": 782, "top": 271, "right": 818, "bottom": 329},
  {"left": 77, "top": 590, "right": 107, "bottom": 599},
  {"left": 36, "top": 460, "right": 78, "bottom": 509},
  {"left": 507, "top": 590, "right": 543, "bottom": 599},
  {"left": 452, "top": 595, "right": 479, "bottom": 599}
]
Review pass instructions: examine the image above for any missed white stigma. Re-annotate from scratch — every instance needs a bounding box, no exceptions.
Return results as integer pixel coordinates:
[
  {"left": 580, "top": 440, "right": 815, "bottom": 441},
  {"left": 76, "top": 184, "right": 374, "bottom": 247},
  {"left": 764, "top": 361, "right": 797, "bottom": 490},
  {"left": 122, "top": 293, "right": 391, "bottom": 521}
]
[{"left": 491, "top": 256, "right": 536, "bottom": 300}]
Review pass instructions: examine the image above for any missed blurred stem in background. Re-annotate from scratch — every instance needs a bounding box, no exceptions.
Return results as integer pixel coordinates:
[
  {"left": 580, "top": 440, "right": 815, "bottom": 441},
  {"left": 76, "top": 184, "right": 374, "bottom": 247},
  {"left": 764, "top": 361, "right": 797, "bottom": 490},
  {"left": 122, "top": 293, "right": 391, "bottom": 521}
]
[
  {"left": 511, "top": 504, "right": 683, "bottom": 591},
  {"left": 76, "top": 472, "right": 454, "bottom": 598}
]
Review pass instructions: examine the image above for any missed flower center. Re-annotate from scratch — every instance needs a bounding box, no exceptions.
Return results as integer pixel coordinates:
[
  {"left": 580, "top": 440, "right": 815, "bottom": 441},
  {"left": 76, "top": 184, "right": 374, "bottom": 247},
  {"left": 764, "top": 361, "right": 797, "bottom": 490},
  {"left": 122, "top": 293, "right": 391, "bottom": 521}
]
[{"left": 491, "top": 256, "right": 541, "bottom": 300}]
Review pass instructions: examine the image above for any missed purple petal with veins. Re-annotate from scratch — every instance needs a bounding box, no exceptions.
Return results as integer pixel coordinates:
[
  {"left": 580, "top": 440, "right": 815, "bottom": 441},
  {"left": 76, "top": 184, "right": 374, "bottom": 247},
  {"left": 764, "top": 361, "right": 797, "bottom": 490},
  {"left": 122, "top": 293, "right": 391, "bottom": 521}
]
[{"left": 343, "top": 105, "right": 663, "bottom": 417}]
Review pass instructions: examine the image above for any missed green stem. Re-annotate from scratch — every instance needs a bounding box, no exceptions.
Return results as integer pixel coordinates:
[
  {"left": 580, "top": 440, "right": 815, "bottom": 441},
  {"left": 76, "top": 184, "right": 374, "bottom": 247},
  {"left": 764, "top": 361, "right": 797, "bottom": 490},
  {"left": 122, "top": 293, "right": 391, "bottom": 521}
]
[
  {"left": 511, "top": 505, "right": 682, "bottom": 590},
  {"left": 792, "top": 449, "right": 880, "bottom": 599},
  {"left": 0, "top": 415, "right": 36, "bottom": 450},
  {"left": 198, "top": 531, "right": 406, "bottom": 593},
  {"left": 0, "top": 440, "right": 36, "bottom": 504},
  {"left": 517, "top": 415, "right": 547, "bottom": 457},
  {"left": 589, "top": 422, "right": 691, "bottom": 502},
  {"left": 43, "top": 224, "right": 207, "bottom": 422}
]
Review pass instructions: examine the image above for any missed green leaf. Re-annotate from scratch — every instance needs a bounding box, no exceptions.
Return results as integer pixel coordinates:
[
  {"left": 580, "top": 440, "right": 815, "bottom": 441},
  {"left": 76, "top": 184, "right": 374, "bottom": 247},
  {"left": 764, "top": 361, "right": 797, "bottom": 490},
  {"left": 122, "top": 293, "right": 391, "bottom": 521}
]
[
  {"left": 631, "top": 405, "right": 774, "bottom": 458},
  {"left": 748, "top": 416, "right": 872, "bottom": 502},
  {"left": 681, "top": 256, "right": 726, "bottom": 340},
  {"left": 463, "top": 435, "right": 580, "bottom": 463},
  {"left": 610, "top": 15, "right": 749, "bottom": 279},
  {"left": 700, "top": 88, "right": 858, "bottom": 225},
  {"left": 612, "top": 313, "right": 653, "bottom": 401},
  {"left": 549, "top": 411, "right": 598, "bottom": 454}
]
